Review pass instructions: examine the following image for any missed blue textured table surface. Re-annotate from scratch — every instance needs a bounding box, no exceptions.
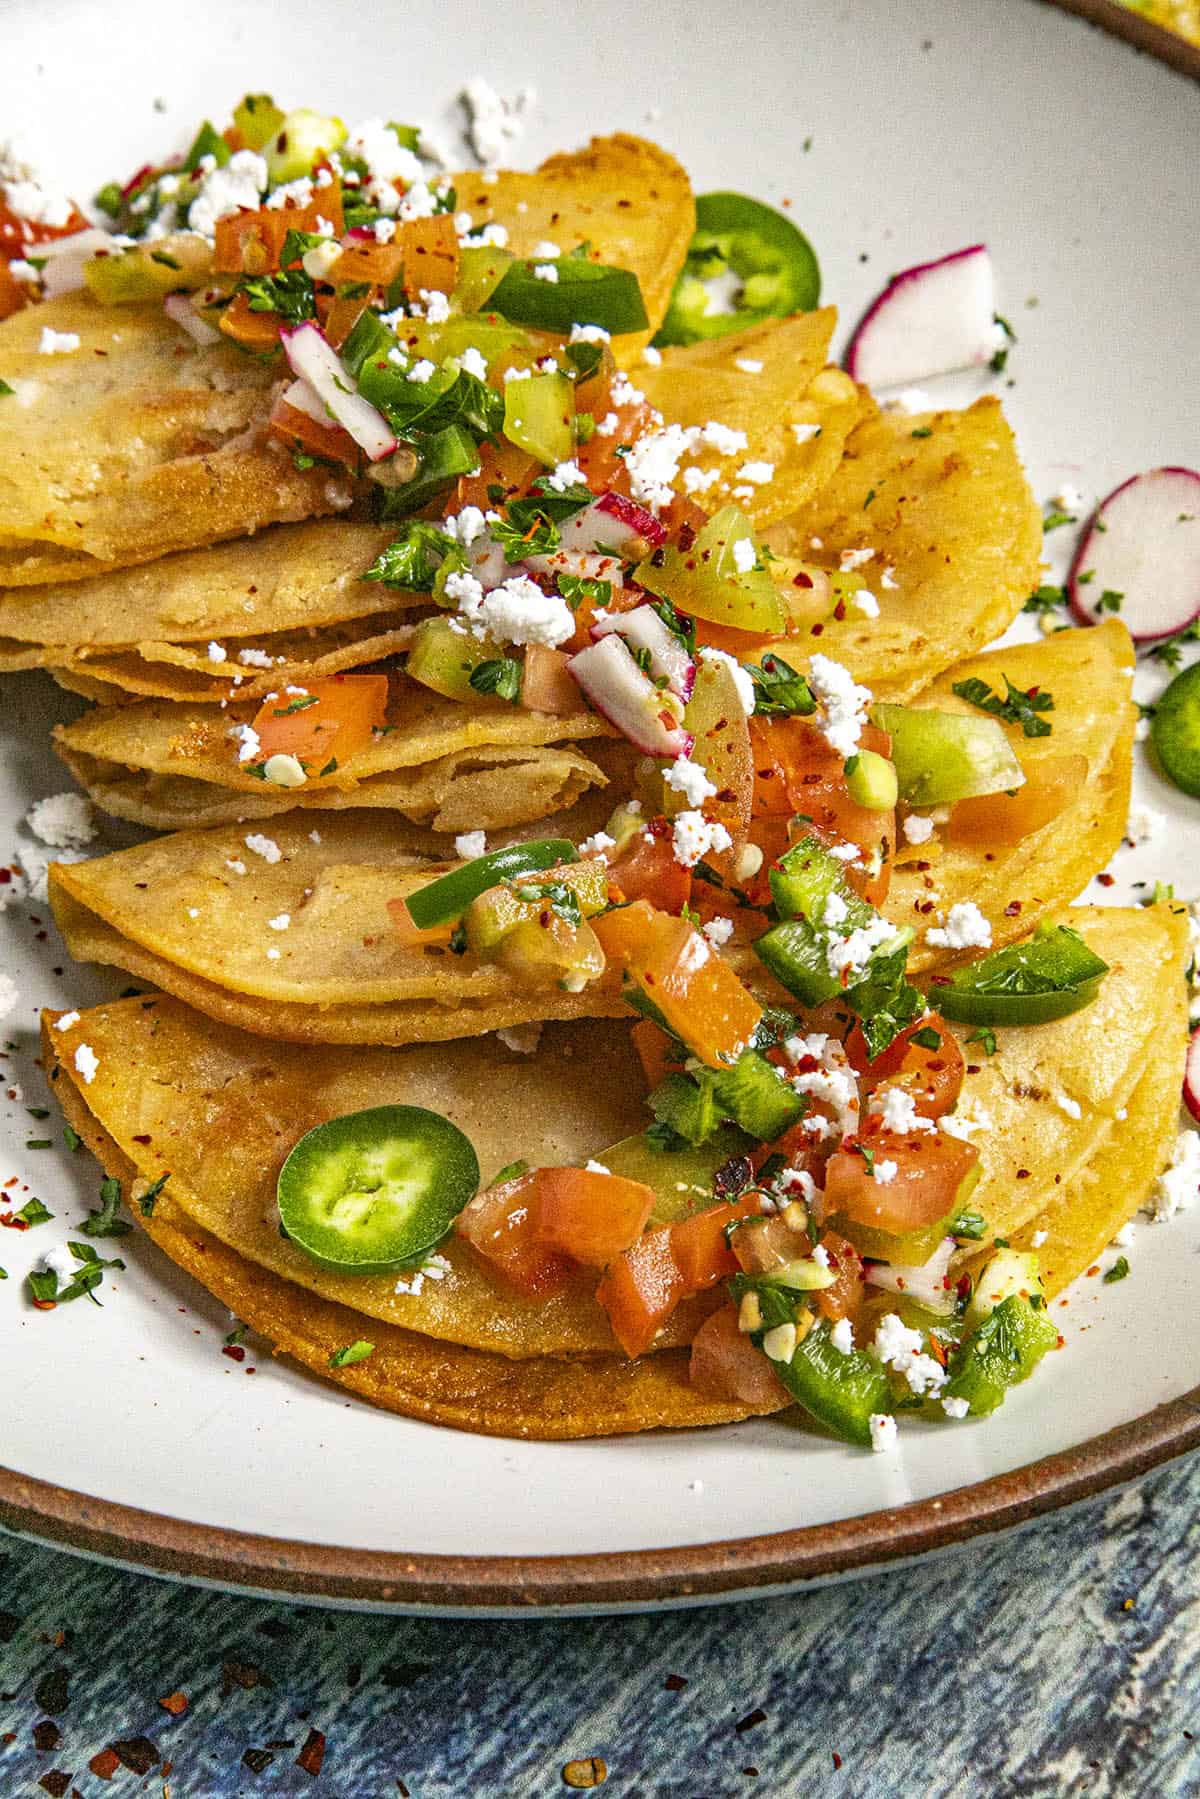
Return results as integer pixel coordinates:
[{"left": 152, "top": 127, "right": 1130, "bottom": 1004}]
[{"left": 2, "top": 1456, "right": 1199, "bottom": 1797}]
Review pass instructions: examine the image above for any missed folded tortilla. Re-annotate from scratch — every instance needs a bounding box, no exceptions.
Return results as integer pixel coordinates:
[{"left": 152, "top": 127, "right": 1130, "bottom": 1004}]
[
  {"left": 37, "top": 904, "right": 1185, "bottom": 1372},
  {"left": 46, "top": 1035, "right": 766, "bottom": 1436},
  {"left": 0, "top": 521, "right": 429, "bottom": 702},
  {"left": 763, "top": 398, "right": 1043, "bottom": 701},
  {"left": 0, "top": 135, "right": 694, "bottom": 587},
  {"left": 887, "top": 620, "right": 1136, "bottom": 972},
  {"left": 53, "top": 674, "right": 616, "bottom": 830}
]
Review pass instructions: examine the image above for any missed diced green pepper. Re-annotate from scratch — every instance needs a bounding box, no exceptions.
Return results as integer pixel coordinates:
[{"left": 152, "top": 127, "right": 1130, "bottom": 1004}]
[
  {"left": 464, "top": 859, "right": 609, "bottom": 954},
  {"left": 942, "top": 1294, "right": 1058, "bottom": 1417},
  {"left": 873, "top": 702, "right": 1025, "bottom": 806},
  {"left": 404, "top": 839, "right": 580, "bottom": 930},
  {"left": 743, "top": 1287, "right": 892, "bottom": 1447},
  {"left": 931, "top": 922, "right": 1109, "bottom": 1025},
  {"left": 183, "top": 120, "right": 231, "bottom": 172},
  {"left": 648, "top": 1049, "right": 805, "bottom": 1148},
  {"left": 265, "top": 109, "right": 347, "bottom": 186},
  {"left": 637, "top": 508, "right": 787, "bottom": 636},
  {"left": 375, "top": 425, "right": 480, "bottom": 519},
  {"left": 233, "top": 93, "right": 286, "bottom": 152},
  {"left": 405, "top": 617, "right": 508, "bottom": 704},
  {"left": 600, "top": 1125, "right": 754, "bottom": 1225},
  {"left": 453, "top": 247, "right": 515, "bottom": 314},
  {"left": 1151, "top": 661, "right": 1200, "bottom": 799},
  {"left": 489, "top": 258, "right": 649, "bottom": 336},
  {"left": 83, "top": 235, "right": 216, "bottom": 304}
]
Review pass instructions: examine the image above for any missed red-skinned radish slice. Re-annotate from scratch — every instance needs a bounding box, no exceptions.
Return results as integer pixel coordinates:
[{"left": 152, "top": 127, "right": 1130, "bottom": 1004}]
[
  {"left": 865, "top": 1236, "right": 957, "bottom": 1314},
  {"left": 560, "top": 491, "right": 667, "bottom": 556},
  {"left": 568, "top": 633, "right": 693, "bottom": 758},
  {"left": 280, "top": 321, "right": 397, "bottom": 462},
  {"left": 1185, "top": 1026, "right": 1200, "bottom": 1125},
  {"left": 164, "top": 292, "right": 222, "bottom": 346},
  {"left": 591, "top": 602, "right": 696, "bottom": 699},
  {"left": 845, "top": 245, "right": 997, "bottom": 389},
  {"left": 1068, "top": 468, "right": 1200, "bottom": 640}
]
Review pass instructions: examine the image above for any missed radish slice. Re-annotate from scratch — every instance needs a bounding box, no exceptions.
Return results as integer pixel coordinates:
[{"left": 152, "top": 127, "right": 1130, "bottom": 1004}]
[
  {"left": 560, "top": 491, "right": 667, "bottom": 556},
  {"left": 845, "top": 245, "right": 997, "bottom": 389},
  {"left": 523, "top": 547, "right": 625, "bottom": 591},
  {"left": 568, "top": 634, "right": 693, "bottom": 758},
  {"left": 278, "top": 376, "right": 329, "bottom": 423},
  {"left": 591, "top": 603, "right": 695, "bottom": 700},
  {"left": 1068, "top": 468, "right": 1200, "bottom": 640},
  {"left": 468, "top": 535, "right": 524, "bottom": 592},
  {"left": 164, "top": 292, "right": 222, "bottom": 347},
  {"left": 865, "top": 1237, "right": 957, "bottom": 1314},
  {"left": 1185, "top": 1025, "right": 1200, "bottom": 1125},
  {"left": 280, "top": 321, "right": 397, "bottom": 462}
]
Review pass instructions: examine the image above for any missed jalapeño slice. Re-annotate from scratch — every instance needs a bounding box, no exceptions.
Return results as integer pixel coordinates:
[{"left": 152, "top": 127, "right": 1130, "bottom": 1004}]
[
  {"left": 488, "top": 258, "right": 650, "bottom": 336},
  {"left": 931, "top": 923, "right": 1109, "bottom": 1026},
  {"left": 277, "top": 1105, "right": 479, "bottom": 1274},
  {"left": 404, "top": 837, "right": 580, "bottom": 930},
  {"left": 654, "top": 191, "right": 821, "bottom": 347},
  {"left": 1151, "top": 660, "right": 1200, "bottom": 798}
]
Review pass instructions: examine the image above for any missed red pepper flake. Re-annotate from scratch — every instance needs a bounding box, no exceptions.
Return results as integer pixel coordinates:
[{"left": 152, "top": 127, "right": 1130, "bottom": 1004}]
[
  {"left": 735, "top": 1709, "right": 767, "bottom": 1734},
  {"left": 1096, "top": 872, "right": 1116, "bottom": 887},
  {"left": 1016, "top": 1168, "right": 1031, "bottom": 1179},
  {"left": 1087, "top": 1264, "right": 1100, "bottom": 1278},
  {"left": 89, "top": 1747, "right": 120, "bottom": 1780},
  {"left": 157, "top": 1691, "right": 188, "bottom": 1717},
  {"left": 0, "top": 1213, "right": 30, "bottom": 1230},
  {"left": 132, "top": 1133, "right": 152, "bottom": 1145},
  {"left": 664, "top": 1673, "right": 689, "bottom": 1691},
  {"left": 832, "top": 1751, "right": 843, "bottom": 1770},
  {"left": 810, "top": 622, "right": 824, "bottom": 636},
  {"left": 222, "top": 1344, "right": 246, "bottom": 1363},
  {"left": 1004, "top": 901, "right": 1022, "bottom": 917},
  {"left": 296, "top": 1728, "right": 326, "bottom": 1776},
  {"left": 792, "top": 571, "right": 813, "bottom": 589}
]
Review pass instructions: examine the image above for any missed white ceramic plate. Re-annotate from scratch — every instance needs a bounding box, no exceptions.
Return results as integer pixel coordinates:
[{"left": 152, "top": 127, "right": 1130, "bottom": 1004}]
[{"left": 1, "top": 0, "right": 1198, "bottom": 1614}]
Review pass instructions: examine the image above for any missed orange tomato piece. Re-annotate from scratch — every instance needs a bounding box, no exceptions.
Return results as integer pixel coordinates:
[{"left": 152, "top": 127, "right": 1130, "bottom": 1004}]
[
  {"left": 824, "top": 1127, "right": 979, "bottom": 1237},
  {"left": 0, "top": 257, "right": 28, "bottom": 321},
  {"left": 813, "top": 1229, "right": 867, "bottom": 1324},
  {"left": 749, "top": 715, "right": 895, "bottom": 905},
  {"left": 321, "top": 291, "right": 370, "bottom": 350},
  {"left": 848, "top": 1011, "right": 964, "bottom": 1120},
  {"left": 386, "top": 895, "right": 456, "bottom": 951},
  {"left": 630, "top": 1018, "right": 685, "bottom": 1089},
  {"left": 402, "top": 214, "right": 460, "bottom": 299},
  {"left": 456, "top": 436, "right": 541, "bottom": 511},
  {"left": 671, "top": 1193, "right": 763, "bottom": 1290},
  {"left": 268, "top": 393, "right": 361, "bottom": 467},
  {"left": 946, "top": 753, "right": 1088, "bottom": 848},
  {"left": 572, "top": 374, "right": 658, "bottom": 495},
  {"left": 218, "top": 291, "right": 286, "bottom": 353},
  {"left": 604, "top": 826, "right": 692, "bottom": 914},
  {"left": 455, "top": 1172, "right": 573, "bottom": 1298},
  {"left": 0, "top": 197, "right": 88, "bottom": 258},
  {"left": 249, "top": 674, "right": 389, "bottom": 771},
  {"left": 531, "top": 1168, "right": 655, "bottom": 1268},
  {"left": 212, "top": 183, "right": 345, "bottom": 274},
  {"left": 330, "top": 238, "right": 405, "bottom": 289},
  {"left": 591, "top": 900, "right": 762, "bottom": 1071},
  {"left": 595, "top": 1229, "right": 686, "bottom": 1357},
  {"left": 688, "top": 1303, "right": 789, "bottom": 1406}
]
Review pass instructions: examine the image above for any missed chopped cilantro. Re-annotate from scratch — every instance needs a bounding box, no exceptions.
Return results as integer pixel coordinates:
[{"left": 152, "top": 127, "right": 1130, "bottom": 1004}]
[
  {"left": 82, "top": 1177, "right": 131, "bottom": 1238},
  {"left": 951, "top": 1210, "right": 987, "bottom": 1241},
  {"left": 512, "top": 879, "right": 583, "bottom": 929},
  {"left": 967, "top": 1026, "right": 998, "bottom": 1056},
  {"left": 1103, "top": 1256, "right": 1130, "bottom": 1284},
  {"left": 364, "top": 520, "right": 460, "bottom": 591},
  {"left": 25, "top": 1139, "right": 52, "bottom": 1151},
  {"left": 911, "top": 1025, "right": 943, "bottom": 1051},
  {"left": 557, "top": 573, "right": 612, "bottom": 611},
  {"left": 1024, "top": 584, "right": 1066, "bottom": 614},
  {"left": 468, "top": 658, "right": 522, "bottom": 702},
  {"left": 1095, "top": 589, "right": 1124, "bottom": 615},
  {"left": 62, "top": 1124, "right": 83, "bottom": 1153},
  {"left": 238, "top": 267, "right": 318, "bottom": 324},
  {"left": 16, "top": 1198, "right": 53, "bottom": 1228},
  {"left": 28, "top": 1241, "right": 125, "bottom": 1308},
  {"left": 952, "top": 674, "right": 1054, "bottom": 738},
  {"left": 1042, "top": 507, "right": 1075, "bottom": 532},
  {"left": 0, "top": 379, "right": 14, "bottom": 398},
  {"left": 137, "top": 1173, "right": 169, "bottom": 1218},
  {"left": 910, "top": 425, "right": 933, "bottom": 438},
  {"left": 854, "top": 1141, "right": 877, "bottom": 1175},
  {"left": 272, "top": 694, "right": 320, "bottom": 716},
  {"left": 746, "top": 653, "right": 815, "bottom": 719},
  {"left": 492, "top": 1160, "right": 530, "bottom": 1185},
  {"left": 329, "top": 1339, "right": 375, "bottom": 1367}
]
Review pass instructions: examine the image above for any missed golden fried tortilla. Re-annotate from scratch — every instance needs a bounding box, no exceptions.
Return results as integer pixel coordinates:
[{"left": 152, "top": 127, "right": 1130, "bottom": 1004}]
[
  {"left": 763, "top": 398, "right": 1043, "bottom": 701},
  {"left": 885, "top": 620, "right": 1136, "bottom": 971}
]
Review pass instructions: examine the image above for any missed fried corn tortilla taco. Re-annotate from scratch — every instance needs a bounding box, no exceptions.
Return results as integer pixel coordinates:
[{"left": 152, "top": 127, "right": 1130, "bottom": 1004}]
[
  {"left": 53, "top": 674, "right": 617, "bottom": 831},
  {"left": 48, "top": 625, "right": 1135, "bottom": 1047},
  {"left": 38, "top": 902, "right": 1187, "bottom": 1437}
]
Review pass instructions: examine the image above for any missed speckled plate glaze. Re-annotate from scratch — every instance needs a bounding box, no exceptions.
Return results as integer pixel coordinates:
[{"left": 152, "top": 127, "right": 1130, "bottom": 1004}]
[{"left": 1, "top": 0, "right": 1198, "bottom": 1614}]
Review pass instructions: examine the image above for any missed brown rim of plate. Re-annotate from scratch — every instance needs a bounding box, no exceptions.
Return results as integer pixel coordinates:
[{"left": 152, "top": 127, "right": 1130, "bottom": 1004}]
[
  {"left": 2, "top": 1388, "right": 1200, "bottom": 1609},
  {"left": 2, "top": 0, "right": 1198, "bottom": 1612}
]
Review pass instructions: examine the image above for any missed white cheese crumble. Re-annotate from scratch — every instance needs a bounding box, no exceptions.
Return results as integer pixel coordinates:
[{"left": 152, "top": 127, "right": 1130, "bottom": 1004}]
[
  {"left": 570, "top": 323, "right": 610, "bottom": 344},
  {"left": 225, "top": 860, "right": 247, "bottom": 876},
  {"left": 460, "top": 77, "right": 536, "bottom": 165},
  {"left": 825, "top": 914, "right": 898, "bottom": 985},
  {"left": 532, "top": 263, "right": 558, "bottom": 283},
  {"left": 1126, "top": 805, "right": 1165, "bottom": 845},
  {"left": 25, "top": 793, "right": 95, "bottom": 848},
  {"left": 829, "top": 1317, "right": 855, "bottom": 1354},
  {"left": 187, "top": 149, "right": 267, "bottom": 239},
  {"left": 496, "top": 1022, "right": 543, "bottom": 1055},
  {"left": 735, "top": 358, "right": 764, "bottom": 373},
  {"left": 672, "top": 812, "right": 732, "bottom": 869},
  {"left": 461, "top": 574, "right": 574, "bottom": 649},
  {"left": 925, "top": 902, "right": 992, "bottom": 952},
  {"left": 54, "top": 1011, "right": 81, "bottom": 1032},
  {"left": 869, "top": 1412, "right": 898, "bottom": 1453},
  {"left": 38, "top": 328, "right": 80, "bottom": 355},
  {"left": 840, "top": 547, "right": 875, "bottom": 572},
  {"left": 267, "top": 913, "right": 291, "bottom": 931},
  {"left": 244, "top": 834, "right": 282, "bottom": 865},
  {"left": 545, "top": 459, "right": 585, "bottom": 493},
  {"left": 237, "top": 647, "right": 274, "bottom": 669},
  {"left": 407, "top": 358, "right": 437, "bottom": 383},
  {"left": 1055, "top": 1092, "right": 1083, "bottom": 1121},
  {"left": 887, "top": 387, "right": 934, "bottom": 415},
  {"left": 73, "top": 1043, "right": 99, "bottom": 1084},
  {"left": 624, "top": 424, "right": 692, "bottom": 513},
  {"left": 872, "top": 1312, "right": 947, "bottom": 1397},
  {"left": 663, "top": 757, "right": 717, "bottom": 807},
  {"left": 584, "top": 1160, "right": 613, "bottom": 1175},
  {"left": 902, "top": 814, "right": 935, "bottom": 846},
  {"left": 455, "top": 831, "right": 487, "bottom": 860},
  {"left": 731, "top": 537, "right": 757, "bottom": 575},
  {"left": 578, "top": 831, "right": 616, "bottom": 858},
  {"left": 38, "top": 1244, "right": 82, "bottom": 1288},
  {"left": 807, "top": 654, "right": 871, "bottom": 759},
  {"left": 871, "top": 1086, "right": 936, "bottom": 1135},
  {"left": 1053, "top": 482, "right": 1084, "bottom": 513},
  {"left": 0, "top": 970, "right": 17, "bottom": 1022},
  {"left": 939, "top": 1103, "right": 994, "bottom": 1144},
  {"left": 229, "top": 724, "right": 261, "bottom": 765},
  {"left": 942, "top": 1396, "right": 971, "bottom": 1420},
  {"left": 874, "top": 1159, "right": 899, "bottom": 1184},
  {"left": 697, "top": 420, "right": 749, "bottom": 457},
  {"left": 207, "top": 642, "right": 227, "bottom": 663},
  {"left": 702, "top": 916, "right": 734, "bottom": 948},
  {"left": 1031, "top": 1229, "right": 1049, "bottom": 1248},
  {"left": 1147, "top": 1129, "right": 1200, "bottom": 1222},
  {"left": 1112, "top": 1221, "right": 1136, "bottom": 1249},
  {"left": 456, "top": 345, "right": 488, "bottom": 381}
]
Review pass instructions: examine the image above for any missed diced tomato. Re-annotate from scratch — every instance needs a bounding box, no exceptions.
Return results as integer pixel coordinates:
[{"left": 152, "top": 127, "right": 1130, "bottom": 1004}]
[
  {"left": 946, "top": 753, "right": 1089, "bottom": 848},
  {"left": 671, "top": 1193, "right": 762, "bottom": 1290},
  {"left": 268, "top": 393, "right": 361, "bottom": 467},
  {"left": 847, "top": 1011, "right": 964, "bottom": 1120},
  {"left": 386, "top": 894, "right": 456, "bottom": 951},
  {"left": 212, "top": 183, "right": 345, "bottom": 275},
  {"left": 631, "top": 1017, "right": 685, "bottom": 1089},
  {"left": 0, "top": 197, "right": 88, "bottom": 258},
  {"left": 604, "top": 824, "right": 692, "bottom": 914},
  {"left": 456, "top": 436, "right": 541, "bottom": 511},
  {"left": 688, "top": 1304, "right": 789, "bottom": 1407},
  {"left": 595, "top": 1229, "right": 685, "bottom": 1357},
  {"left": 401, "top": 214, "right": 460, "bottom": 298},
  {"left": 330, "top": 238, "right": 405, "bottom": 290},
  {"left": 532, "top": 1168, "right": 655, "bottom": 1268},
  {"left": 320, "top": 291, "right": 370, "bottom": 350},
  {"left": 218, "top": 291, "right": 286, "bottom": 353},
  {"left": 730, "top": 1211, "right": 811, "bottom": 1275},
  {"left": 748, "top": 715, "right": 895, "bottom": 905},
  {"left": 824, "top": 1127, "right": 979, "bottom": 1237},
  {"left": 520, "top": 644, "right": 579, "bottom": 714},
  {"left": 591, "top": 899, "right": 762, "bottom": 1070},
  {"left": 693, "top": 617, "right": 777, "bottom": 661},
  {"left": 572, "top": 373, "right": 659, "bottom": 496},
  {"left": 0, "top": 257, "right": 28, "bottom": 321},
  {"left": 813, "top": 1229, "right": 867, "bottom": 1324},
  {"left": 455, "top": 1172, "right": 573, "bottom": 1298},
  {"left": 248, "top": 673, "right": 388, "bottom": 770}
]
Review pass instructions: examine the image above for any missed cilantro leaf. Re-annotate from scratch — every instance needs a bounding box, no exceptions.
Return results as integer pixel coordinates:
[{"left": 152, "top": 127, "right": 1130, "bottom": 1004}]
[
  {"left": 952, "top": 674, "right": 1054, "bottom": 738},
  {"left": 364, "top": 521, "right": 460, "bottom": 591},
  {"left": 557, "top": 573, "right": 612, "bottom": 611},
  {"left": 82, "top": 1176, "right": 132, "bottom": 1239},
  {"left": 237, "top": 268, "right": 317, "bottom": 323},
  {"left": 746, "top": 653, "right": 815, "bottom": 718},
  {"left": 469, "top": 658, "right": 523, "bottom": 701},
  {"left": 329, "top": 1339, "right": 375, "bottom": 1367}
]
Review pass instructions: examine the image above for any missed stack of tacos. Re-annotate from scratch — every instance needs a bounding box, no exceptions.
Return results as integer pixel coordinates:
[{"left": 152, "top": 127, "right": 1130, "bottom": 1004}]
[{"left": 1, "top": 99, "right": 1187, "bottom": 1449}]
